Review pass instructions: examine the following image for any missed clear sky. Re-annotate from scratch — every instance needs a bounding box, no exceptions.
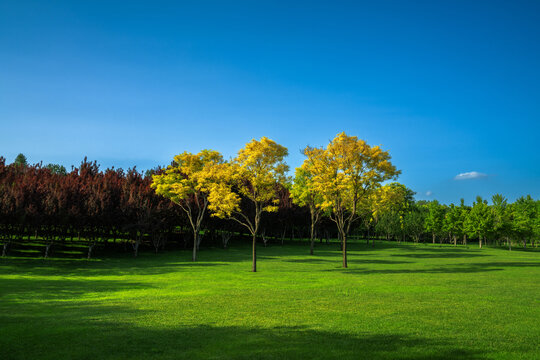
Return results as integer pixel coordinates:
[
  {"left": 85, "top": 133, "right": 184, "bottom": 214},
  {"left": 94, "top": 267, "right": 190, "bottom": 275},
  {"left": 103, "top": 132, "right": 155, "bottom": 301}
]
[{"left": 1, "top": 0, "right": 539, "bottom": 204}]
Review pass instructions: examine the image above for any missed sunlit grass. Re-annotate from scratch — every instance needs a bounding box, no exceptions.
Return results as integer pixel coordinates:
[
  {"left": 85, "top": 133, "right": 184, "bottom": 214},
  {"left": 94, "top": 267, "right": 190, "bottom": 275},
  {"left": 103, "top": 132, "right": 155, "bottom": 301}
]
[{"left": 1, "top": 241, "right": 539, "bottom": 359}]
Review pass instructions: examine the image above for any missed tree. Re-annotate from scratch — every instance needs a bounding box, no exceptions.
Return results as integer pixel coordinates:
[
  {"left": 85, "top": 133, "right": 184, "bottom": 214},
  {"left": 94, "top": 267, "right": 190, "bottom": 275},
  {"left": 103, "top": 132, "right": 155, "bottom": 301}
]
[
  {"left": 491, "top": 194, "right": 512, "bottom": 250},
  {"left": 403, "top": 204, "right": 426, "bottom": 243},
  {"left": 367, "top": 183, "right": 411, "bottom": 245},
  {"left": 14, "top": 153, "right": 28, "bottom": 167},
  {"left": 291, "top": 149, "right": 326, "bottom": 255},
  {"left": 458, "top": 199, "right": 470, "bottom": 246},
  {"left": 424, "top": 200, "right": 445, "bottom": 244},
  {"left": 510, "top": 195, "right": 536, "bottom": 248},
  {"left": 307, "top": 132, "right": 399, "bottom": 267},
  {"left": 464, "top": 196, "right": 493, "bottom": 248},
  {"left": 45, "top": 163, "right": 67, "bottom": 175},
  {"left": 152, "top": 150, "right": 223, "bottom": 261},
  {"left": 208, "top": 137, "right": 289, "bottom": 272},
  {"left": 442, "top": 204, "right": 463, "bottom": 246}
]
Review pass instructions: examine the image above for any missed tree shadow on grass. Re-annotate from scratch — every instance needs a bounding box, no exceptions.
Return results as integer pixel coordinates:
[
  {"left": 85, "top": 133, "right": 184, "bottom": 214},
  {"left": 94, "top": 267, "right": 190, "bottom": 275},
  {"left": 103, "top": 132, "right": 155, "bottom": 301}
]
[
  {"left": 284, "top": 258, "right": 412, "bottom": 265},
  {"left": 0, "top": 309, "right": 488, "bottom": 360},
  {"left": 390, "top": 252, "right": 491, "bottom": 259},
  {"left": 0, "top": 255, "right": 231, "bottom": 277},
  {"left": 0, "top": 277, "right": 152, "bottom": 301},
  {"left": 323, "top": 260, "right": 540, "bottom": 275}
]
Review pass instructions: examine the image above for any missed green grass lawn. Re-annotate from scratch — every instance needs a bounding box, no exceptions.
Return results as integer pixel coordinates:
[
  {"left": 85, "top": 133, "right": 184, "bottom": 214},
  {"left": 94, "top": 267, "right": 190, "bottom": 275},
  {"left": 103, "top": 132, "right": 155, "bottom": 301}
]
[{"left": 1, "top": 241, "right": 539, "bottom": 359}]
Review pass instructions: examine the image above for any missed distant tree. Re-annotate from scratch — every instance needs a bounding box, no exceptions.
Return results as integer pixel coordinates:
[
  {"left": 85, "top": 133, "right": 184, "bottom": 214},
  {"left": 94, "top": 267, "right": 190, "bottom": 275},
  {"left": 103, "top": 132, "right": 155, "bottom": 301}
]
[
  {"left": 375, "top": 211, "right": 401, "bottom": 241},
  {"left": 443, "top": 204, "right": 463, "bottom": 246},
  {"left": 45, "top": 163, "right": 67, "bottom": 175},
  {"left": 208, "top": 137, "right": 289, "bottom": 272},
  {"left": 458, "top": 199, "right": 470, "bottom": 246},
  {"left": 491, "top": 194, "right": 512, "bottom": 250},
  {"left": 152, "top": 150, "right": 223, "bottom": 261},
  {"left": 403, "top": 204, "right": 426, "bottom": 243},
  {"left": 424, "top": 200, "right": 445, "bottom": 244},
  {"left": 368, "top": 183, "right": 412, "bottom": 244},
  {"left": 510, "top": 195, "right": 537, "bottom": 248},
  {"left": 291, "top": 157, "right": 324, "bottom": 255},
  {"left": 14, "top": 153, "right": 27, "bottom": 166},
  {"left": 464, "top": 196, "right": 493, "bottom": 248}
]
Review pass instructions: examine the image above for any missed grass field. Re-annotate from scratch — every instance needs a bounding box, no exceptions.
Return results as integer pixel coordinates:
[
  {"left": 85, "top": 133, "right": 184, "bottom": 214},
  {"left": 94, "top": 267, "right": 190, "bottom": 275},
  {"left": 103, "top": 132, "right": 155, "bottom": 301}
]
[{"left": 1, "top": 241, "right": 539, "bottom": 359}]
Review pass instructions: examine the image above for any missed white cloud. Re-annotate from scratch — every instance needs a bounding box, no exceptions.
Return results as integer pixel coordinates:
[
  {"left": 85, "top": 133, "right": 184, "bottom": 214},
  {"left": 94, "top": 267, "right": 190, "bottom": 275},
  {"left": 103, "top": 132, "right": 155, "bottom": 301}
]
[
  {"left": 454, "top": 171, "right": 488, "bottom": 180},
  {"left": 425, "top": 190, "right": 433, "bottom": 196}
]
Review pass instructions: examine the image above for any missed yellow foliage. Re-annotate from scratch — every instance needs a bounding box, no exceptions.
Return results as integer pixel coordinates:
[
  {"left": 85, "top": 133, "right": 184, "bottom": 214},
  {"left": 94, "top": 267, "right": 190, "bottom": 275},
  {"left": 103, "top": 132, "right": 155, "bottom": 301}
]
[
  {"left": 151, "top": 149, "right": 223, "bottom": 206},
  {"left": 206, "top": 137, "right": 289, "bottom": 232},
  {"left": 307, "top": 132, "right": 400, "bottom": 215}
]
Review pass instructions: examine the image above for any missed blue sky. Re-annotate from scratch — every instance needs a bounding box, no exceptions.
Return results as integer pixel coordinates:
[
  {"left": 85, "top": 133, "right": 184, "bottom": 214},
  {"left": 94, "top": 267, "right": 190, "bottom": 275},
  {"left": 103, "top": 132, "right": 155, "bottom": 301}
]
[{"left": 1, "top": 0, "right": 539, "bottom": 204}]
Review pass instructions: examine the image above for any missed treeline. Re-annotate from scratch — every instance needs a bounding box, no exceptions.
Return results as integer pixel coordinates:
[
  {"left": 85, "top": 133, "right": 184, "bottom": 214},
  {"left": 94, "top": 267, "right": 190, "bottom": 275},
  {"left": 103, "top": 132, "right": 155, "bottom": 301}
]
[
  {"left": 1, "top": 132, "right": 539, "bottom": 266},
  {"left": 370, "top": 192, "right": 539, "bottom": 250},
  {"left": 0, "top": 157, "right": 180, "bottom": 258},
  {"left": 0, "top": 156, "right": 313, "bottom": 258}
]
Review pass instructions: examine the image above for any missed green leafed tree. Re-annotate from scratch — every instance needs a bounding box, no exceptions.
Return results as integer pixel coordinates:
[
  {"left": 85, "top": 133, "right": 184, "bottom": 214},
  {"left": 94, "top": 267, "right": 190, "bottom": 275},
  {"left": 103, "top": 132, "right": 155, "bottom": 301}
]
[
  {"left": 45, "top": 163, "right": 67, "bottom": 175},
  {"left": 510, "top": 195, "right": 537, "bottom": 248},
  {"left": 463, "top": 196, "right": 494, "bottom": 248},
  {"left": 14, "top": 153, "right": 28, "bottom": 166},
  {"left": 491, "top": 194, "right": 512, "bottom": 250},
  {"left": 424, "top": 200, "right": 445, "bottom": 244}
]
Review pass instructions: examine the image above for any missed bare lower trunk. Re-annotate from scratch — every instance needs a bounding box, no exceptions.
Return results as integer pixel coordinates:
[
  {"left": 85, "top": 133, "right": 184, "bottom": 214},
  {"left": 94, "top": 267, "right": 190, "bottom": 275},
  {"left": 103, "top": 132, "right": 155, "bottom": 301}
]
[
  {"left": 432, "top": 233, "right": 435, "bottom": 244},
  {"left": 310, "top": 223, "right": 315, "bottom": 255},
  {"left": 262, "top": 233, "right": 269, "bottom": 248},
  {"left": 507, "top": 237, "right": 511, "bottom": 251},
  {"left": 479, "top": 236, "right": 483, "bottom": 249},
  {"left": 87, "top": 243, "right": 95, "bottom": 259},
  {"left": 523, "top": 239, "right": 527, "bottom": 249},
  {"left": 132, "top": 236, "right": 140, "bottom": 257},
  {"left": 464, "top": 234, "right": 467, "bottom": 246},
  {"left": 2, "top": 242, "right": 9, "bottom": 257},
  {"left": 222, "top": 232, "right": 231, "bottom": 249},
  {"left": 453, "top": 235, "right": 457, "bottom": 247},
  {"left": 342, "top": 233, "right": 348, "bottom": 268},
  {"left": 44, "top": 243, "right": 52, "bottom": 258},
  {"left": 252, "top": 233, "right": 257, "bottom": 272},
  {"left": 192, "top": 232, "right": 197, "bottom": 261}
]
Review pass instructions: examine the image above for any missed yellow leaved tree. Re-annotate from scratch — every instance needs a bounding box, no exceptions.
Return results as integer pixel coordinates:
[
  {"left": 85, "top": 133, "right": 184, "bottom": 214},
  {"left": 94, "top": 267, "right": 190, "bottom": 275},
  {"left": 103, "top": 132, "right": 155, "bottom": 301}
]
[
  {"left": 307, "top": 132, "right": 400, "bottom": 267},
  {"left": 151, "top": 149, "right": 223, "bottom": 261},
  {"left": 207, "top": 137, "right": 289, "bottom": 272},
  {"left": 360, "top": 182, "right": 410, "bottom": 246},
  {"left": 291, "top": 146, "right": 326, "bottom": 255}
]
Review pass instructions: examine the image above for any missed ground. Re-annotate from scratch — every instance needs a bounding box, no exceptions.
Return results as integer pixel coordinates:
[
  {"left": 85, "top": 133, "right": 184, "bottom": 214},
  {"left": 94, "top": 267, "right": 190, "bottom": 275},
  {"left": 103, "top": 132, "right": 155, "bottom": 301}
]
[{"left": 1, "top": 241, "right": 539, "bottom": 359}]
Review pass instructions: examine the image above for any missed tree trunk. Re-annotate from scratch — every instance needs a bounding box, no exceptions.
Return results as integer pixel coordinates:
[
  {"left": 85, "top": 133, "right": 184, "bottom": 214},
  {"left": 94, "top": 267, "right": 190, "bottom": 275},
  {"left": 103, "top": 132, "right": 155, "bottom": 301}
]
[
  {"left": 432, "top": 233, "right": 436, "bottom": 244},
  {"left": 133, "top": 240, "right": 139, "bottom": 257},
  {"left": 479, "top": 236, "right": 482, "bottom": 249},
  {"left": 453, "top": 235, "right": 457, "bottom": 247},
  {"left": 507, "top": 236, "right": 511, "bottom": 251},
  {"left": 87, "top": 243, "right": 95, "bottom": 260},
  {"left": 2, "top": 242, "right": 9, "bottom": 257},
  {"left": 342, "top": 232, "right": 348, "bottom": 268},
  {"left": 192, "top": 232, "right": 198, "bottom": 261},
  {"left": 310, "top": 221, "right": 315, "bottom": 255},
  {"left": 252, "top": 233, "right": 257, "bottom": 272},
  {"left": 523, "top": 239, "right": 527, "bottom": 249},
  {"left": 44, "top": 243, "right": 52, "bottom": 258}
]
